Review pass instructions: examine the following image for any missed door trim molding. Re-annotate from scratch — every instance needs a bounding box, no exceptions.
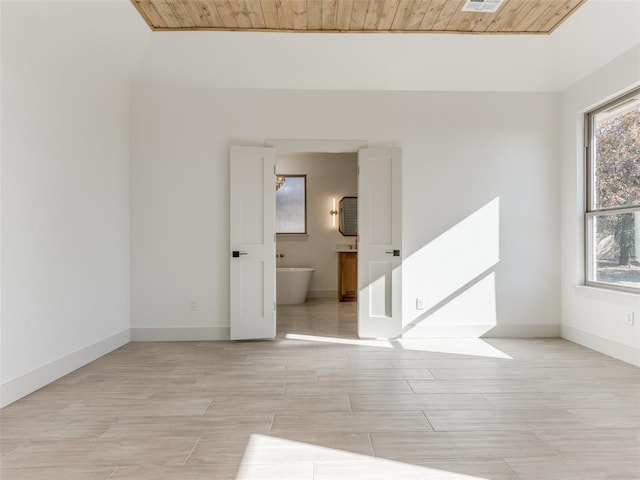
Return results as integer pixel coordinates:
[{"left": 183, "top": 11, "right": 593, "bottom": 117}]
[{"left": 265, "top": 139, "right": 368, "bottom": 154}]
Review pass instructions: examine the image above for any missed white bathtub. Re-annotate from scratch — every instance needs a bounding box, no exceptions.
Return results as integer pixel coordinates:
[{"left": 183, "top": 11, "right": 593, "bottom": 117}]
[{"left": 277, "top": 267, "right": 314, "bottom": 305}]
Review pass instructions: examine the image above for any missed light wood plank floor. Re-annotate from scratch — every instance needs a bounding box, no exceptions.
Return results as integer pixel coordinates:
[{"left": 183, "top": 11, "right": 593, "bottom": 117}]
[{"left": 1, "top": 299, "right": 639, "bottom": 479}]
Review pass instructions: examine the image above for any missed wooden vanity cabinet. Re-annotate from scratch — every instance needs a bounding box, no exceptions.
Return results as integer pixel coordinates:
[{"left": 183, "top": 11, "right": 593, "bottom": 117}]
[{"left": 338, "top": 252, "right": 357, "bottom": 302}]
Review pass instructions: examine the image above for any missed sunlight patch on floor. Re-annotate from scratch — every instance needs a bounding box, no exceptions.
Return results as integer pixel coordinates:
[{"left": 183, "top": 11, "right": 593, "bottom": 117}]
[
  {"left": 284, "top": 333, "right": 512, "bottom": 359},
  {"left": 284, "top": 333, "right": 394, "bottom": 349},
  {"left": 236, "top": 434, "right": 490, "bottom": 480},
  {"left": 396, "top": 338, "right": 513, "bottom": 359}
]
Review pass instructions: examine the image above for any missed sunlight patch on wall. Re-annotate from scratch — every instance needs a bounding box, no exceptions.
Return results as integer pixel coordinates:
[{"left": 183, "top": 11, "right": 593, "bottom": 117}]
[
  {"left": 403, "top": 272, "right": 498, "bottom": 338},
  {"left": 403, "top": 198, "right": 500, "bottom": 337}
]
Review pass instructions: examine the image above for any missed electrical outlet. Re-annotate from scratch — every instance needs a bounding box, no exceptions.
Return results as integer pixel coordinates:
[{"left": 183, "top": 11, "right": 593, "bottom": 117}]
[
  {"left": 416, "top": 298, "right": 424, "bottom": 310},
  {"left": 625, "top": 312, "right": 635, "bottom": 326},
  {"left": 189, "top": 296, "right": 199, "bottom": 312}
]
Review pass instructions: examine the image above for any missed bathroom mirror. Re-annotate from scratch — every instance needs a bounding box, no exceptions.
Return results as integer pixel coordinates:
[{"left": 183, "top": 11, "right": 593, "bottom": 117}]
[
  {"left": 339, "top": 196, "right": 357, "bottom": 236},
  {"left": 276, "top": 174, "right": 307, "bottom": 234}
]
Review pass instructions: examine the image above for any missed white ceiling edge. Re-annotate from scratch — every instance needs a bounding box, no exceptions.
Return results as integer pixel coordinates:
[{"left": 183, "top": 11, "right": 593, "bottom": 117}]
[
  {"left": 550, "top": 0, "right": 640, "bottom": 91},
  {"left": 1, "top": 0, "right": 638, "bottom": 93},
  {"left": 134, "top": 31, "right": 558, "bottom": 92},
  {"left": 132, "top": 0, "right": 640, "bottom": 92}
]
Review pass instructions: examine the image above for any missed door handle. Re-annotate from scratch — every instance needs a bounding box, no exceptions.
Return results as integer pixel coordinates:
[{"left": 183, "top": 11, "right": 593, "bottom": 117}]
[
  {"left": 232, "top": 251, "right": 248, "bottom": 258},
  {"left": 385, "top": 249, "right": 400, "bottom": 257}
]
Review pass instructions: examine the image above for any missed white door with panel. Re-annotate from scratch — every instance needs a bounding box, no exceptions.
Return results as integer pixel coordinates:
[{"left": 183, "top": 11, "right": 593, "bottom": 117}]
[
  {"left": 358, "top": 148, "right": 402, "bottom": 338},
  {"left": 229, "top": 146, "right": 276, "bottom": 340}
]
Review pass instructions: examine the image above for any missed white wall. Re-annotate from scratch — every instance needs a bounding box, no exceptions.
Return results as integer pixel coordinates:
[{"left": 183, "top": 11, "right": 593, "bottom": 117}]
[
  {"left": 276, "top": 153, "right": 357, "bottom": 298},
  {"left": 0, "top": 0, "right": 149, "bottom": 406},
  {"left": 131, "top": 88, "right": 560, "bottom": 339},
  {"left": 560, "top": 45, "right": 640, "bottom": 366},
  {"left": 0, "top": 0, "right": 636, "bottom": 408}
]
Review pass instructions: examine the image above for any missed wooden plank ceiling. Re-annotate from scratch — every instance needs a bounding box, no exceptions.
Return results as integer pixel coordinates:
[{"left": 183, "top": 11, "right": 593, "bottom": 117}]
[{"left": 132, "top": 0, "right": 586, "bottom": 34}]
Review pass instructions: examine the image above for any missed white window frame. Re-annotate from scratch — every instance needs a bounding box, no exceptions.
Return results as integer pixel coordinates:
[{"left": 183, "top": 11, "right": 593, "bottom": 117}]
[
  {"left": 585, "top": 87, "right": 640, "bottom": 293},
  {"left": 275, "top": 174, "right": 307, "bottom": 235}
]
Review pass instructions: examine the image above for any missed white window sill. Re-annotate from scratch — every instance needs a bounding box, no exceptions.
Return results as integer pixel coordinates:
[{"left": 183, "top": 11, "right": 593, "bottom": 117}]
[{"left": 573, "top": 284, "right": 640, "bottom": 303}]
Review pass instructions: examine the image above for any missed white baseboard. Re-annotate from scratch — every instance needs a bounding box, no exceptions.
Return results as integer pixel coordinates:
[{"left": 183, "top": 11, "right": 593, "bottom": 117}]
[
  {"left": 561, "top": 325, "right": 640, "bottom": 367},
  {"left": 0, "top": 329, "right": 130, "bottom": 408},
  {"left": 308, "top": 290, "right": 338, "bottom": 299},
  {"left": 483, "top": 323, "right": 561, "bottom": 337},
  {"left": 402, "top": 323, "right": 561, "bottom": 339},
  {"left": 131, "top": 326, "right": 230, "bottom": 341}
]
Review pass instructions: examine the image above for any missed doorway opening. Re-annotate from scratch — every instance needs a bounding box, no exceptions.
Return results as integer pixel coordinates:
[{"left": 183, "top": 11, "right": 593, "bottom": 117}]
[
  {"left": 230, "top": 141, "right": 401, "bottom": 341},
  {"left": 275, "top": 151, "right": 358, "bottom": 339}
]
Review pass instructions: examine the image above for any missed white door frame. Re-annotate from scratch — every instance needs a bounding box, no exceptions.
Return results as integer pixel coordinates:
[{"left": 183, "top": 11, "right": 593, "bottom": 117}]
[
  {"left": 265, "top": 139, "right": 368, "bottom": 155},
  {"left": 261, "top": 139, "right": 402, "bottom": 339}
]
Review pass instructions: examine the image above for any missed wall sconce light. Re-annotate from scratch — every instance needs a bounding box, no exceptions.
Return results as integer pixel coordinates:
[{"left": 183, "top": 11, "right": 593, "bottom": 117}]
[
  {"left": 275, "top": 175, "right": 286, "bottom": 191},
  {"left": 330, "top": 197, "right": 338, "bottom": 227}
]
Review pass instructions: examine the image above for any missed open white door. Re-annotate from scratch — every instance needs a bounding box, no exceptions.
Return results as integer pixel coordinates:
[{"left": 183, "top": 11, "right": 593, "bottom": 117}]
[
  {"left": 230, "top": 146, "right": 276, "bottom": 340},
  {"left": 358, "top": 147, "right": 402, "bottom": 338}
]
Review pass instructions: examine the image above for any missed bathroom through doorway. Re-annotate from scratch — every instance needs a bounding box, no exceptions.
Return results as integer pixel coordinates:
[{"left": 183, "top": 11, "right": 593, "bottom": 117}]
[{"left": 275, "top": 151, "right": 358, "bottom": 340}]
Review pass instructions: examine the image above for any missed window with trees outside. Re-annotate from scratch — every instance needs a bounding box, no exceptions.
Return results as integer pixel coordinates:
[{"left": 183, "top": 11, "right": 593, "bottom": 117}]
[{"left": 586, "top": 87, "right": 640, "bottom": 292}]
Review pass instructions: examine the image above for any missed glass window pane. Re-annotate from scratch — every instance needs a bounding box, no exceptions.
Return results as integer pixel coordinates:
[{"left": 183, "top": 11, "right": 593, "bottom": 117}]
[
  {"left": 276, "top": 175, "right": 306, "bottom": 233},
  {"left": 589, "top": 211, "right": 640, "bottom": 288},
  {"left": 592, "top": 96, "right": 640, "bottom": 210}
]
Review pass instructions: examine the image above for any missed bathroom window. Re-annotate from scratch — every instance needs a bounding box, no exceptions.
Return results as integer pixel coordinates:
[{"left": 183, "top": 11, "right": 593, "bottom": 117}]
[
  {"left": 276, "top": 174, "right": 307, "bottom": 234},
  {"left": 585, "top": 87, "right": 640, "bottom": 292}
]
